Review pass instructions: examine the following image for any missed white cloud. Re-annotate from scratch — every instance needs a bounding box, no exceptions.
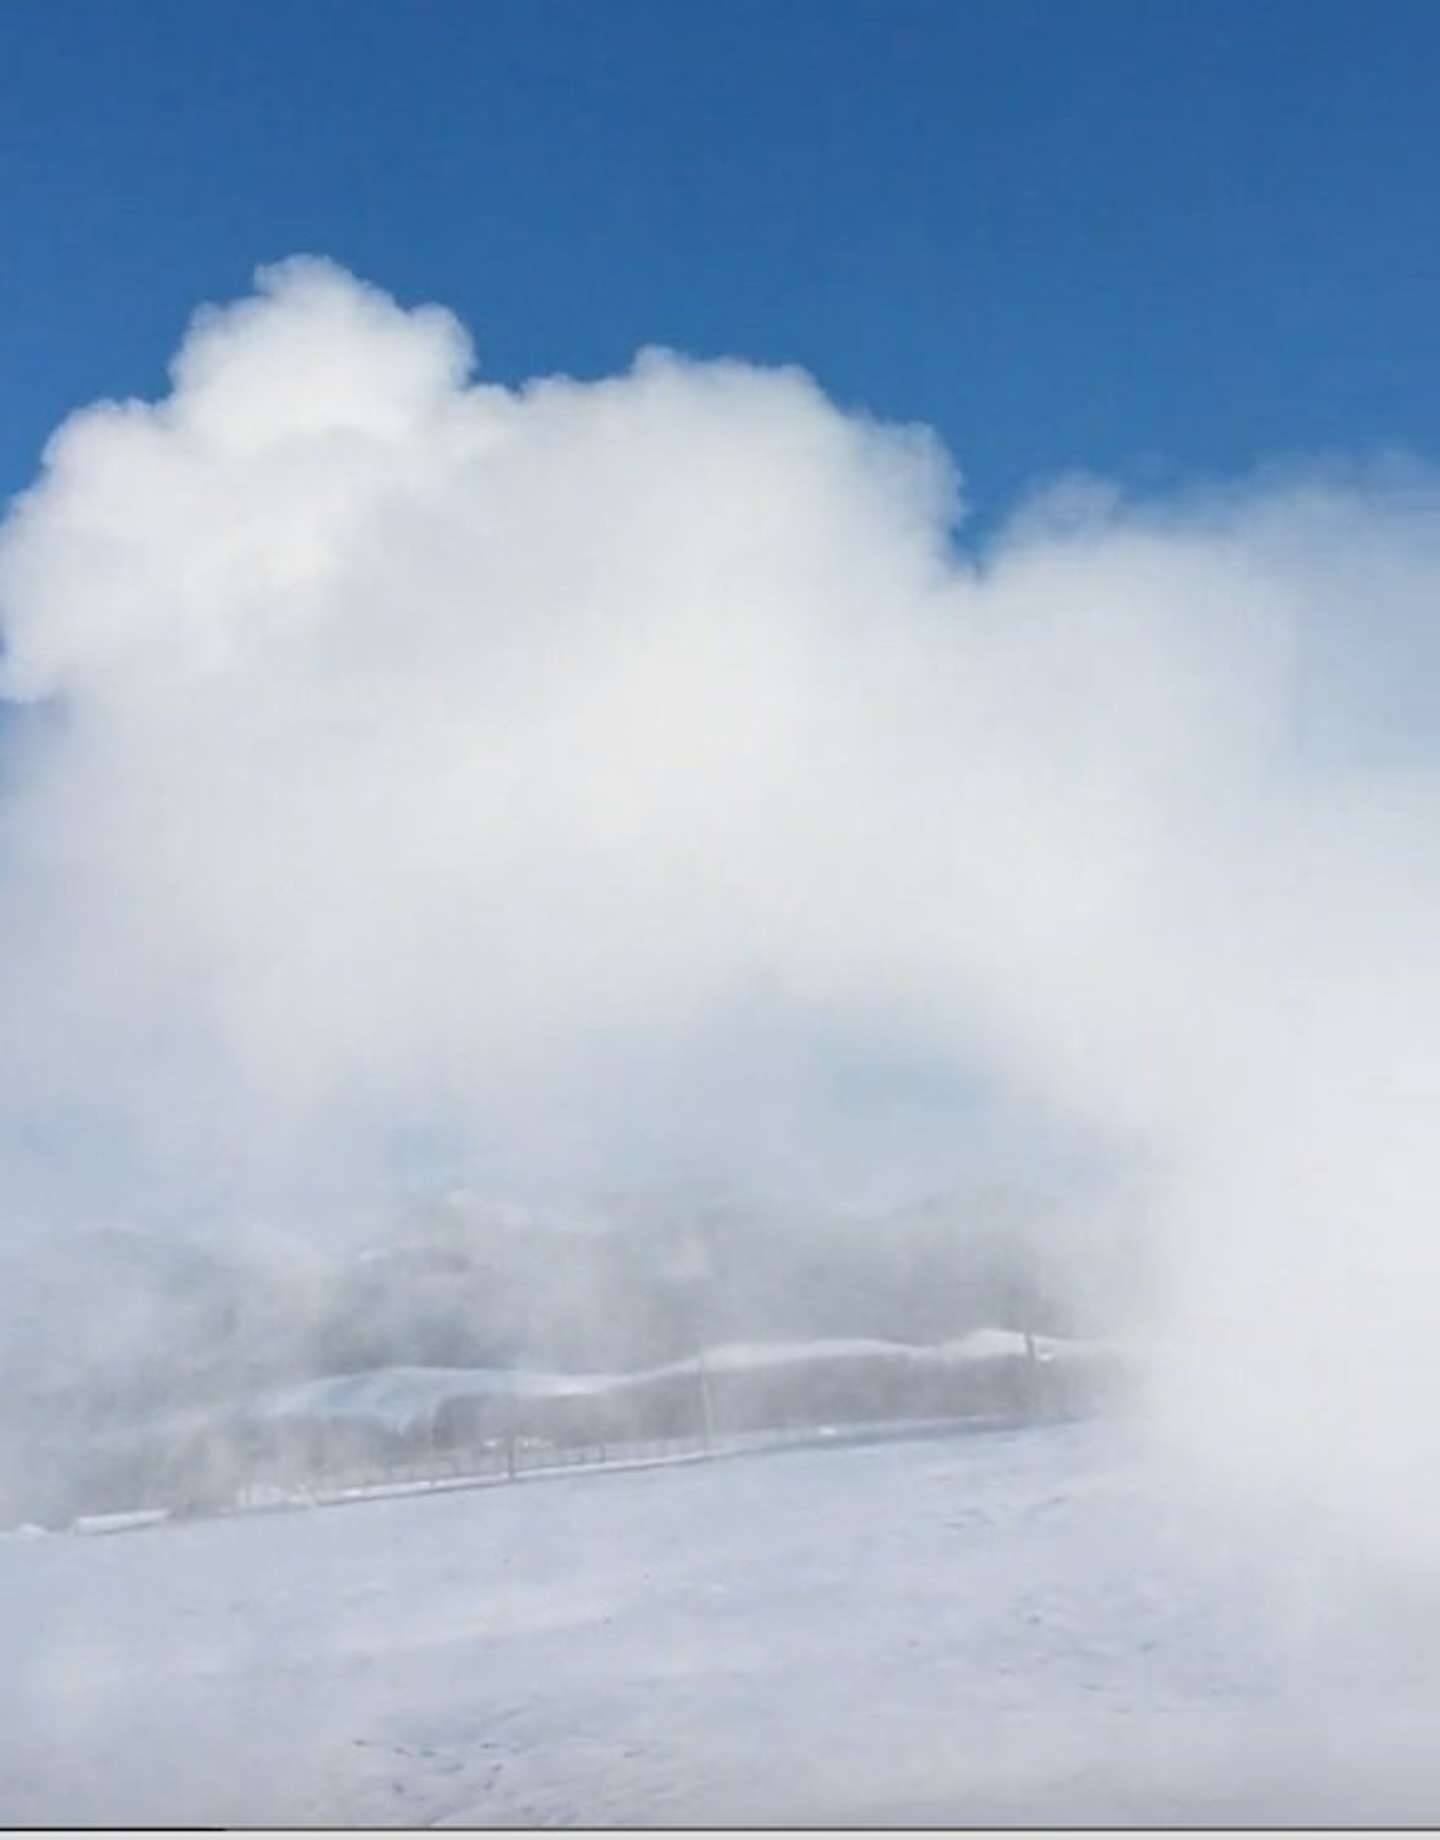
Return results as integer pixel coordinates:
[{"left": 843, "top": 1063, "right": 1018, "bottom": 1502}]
[{"left": 5, "top": 260, "right": 1440, "bottom": 1567}]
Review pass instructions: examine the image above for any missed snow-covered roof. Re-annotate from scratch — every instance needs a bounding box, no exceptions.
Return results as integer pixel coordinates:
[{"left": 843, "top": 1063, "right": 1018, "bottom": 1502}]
[
  {"left": 939, "top": 1327, "right": 1035, "bottom": 1362},
  {"left": 697, "top": 1338, "right": 925, "bottom": 1373},
  {"left": 250, "top": 1364, "right": 626, "bottom": 1436}
]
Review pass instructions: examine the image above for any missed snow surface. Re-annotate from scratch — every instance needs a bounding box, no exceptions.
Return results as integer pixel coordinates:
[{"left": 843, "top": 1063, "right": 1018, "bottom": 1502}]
[{"left": 7, "top": 1418, "right": 1440, "bottom": 1827}]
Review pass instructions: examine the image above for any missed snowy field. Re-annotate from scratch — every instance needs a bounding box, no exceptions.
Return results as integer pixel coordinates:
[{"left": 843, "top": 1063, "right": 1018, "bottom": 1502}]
[{"left": 7, "top": 1418, "right": 1440, "bottom": 1828}]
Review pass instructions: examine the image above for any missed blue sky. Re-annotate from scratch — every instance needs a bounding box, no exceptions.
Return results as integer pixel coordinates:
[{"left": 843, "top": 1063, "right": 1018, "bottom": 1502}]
[{"left": 5, "top": 0, "right": 1440, "bottom": 525}]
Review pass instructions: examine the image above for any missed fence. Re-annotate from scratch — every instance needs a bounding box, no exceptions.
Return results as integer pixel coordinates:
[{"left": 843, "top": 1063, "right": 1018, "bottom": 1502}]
[{"left": 48, "top": 1341, "right": 1131, "bottom": 1526}]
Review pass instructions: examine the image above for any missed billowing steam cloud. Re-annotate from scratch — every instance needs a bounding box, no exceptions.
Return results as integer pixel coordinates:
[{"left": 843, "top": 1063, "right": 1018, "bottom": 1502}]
[{"left": 5, "top": 258, "right": 1440, "bottom": 1563}]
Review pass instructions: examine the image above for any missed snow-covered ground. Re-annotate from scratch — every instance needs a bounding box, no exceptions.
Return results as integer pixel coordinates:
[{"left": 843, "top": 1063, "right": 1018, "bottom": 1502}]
[{"left": 7, "top": 1418, "right": 1440, "bottom": 1827}]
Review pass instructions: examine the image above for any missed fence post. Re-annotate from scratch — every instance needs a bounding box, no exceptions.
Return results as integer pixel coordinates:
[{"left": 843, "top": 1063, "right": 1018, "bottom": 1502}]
[{"left": 696, "top": 1349, "right": 716, "bottom": 1455}]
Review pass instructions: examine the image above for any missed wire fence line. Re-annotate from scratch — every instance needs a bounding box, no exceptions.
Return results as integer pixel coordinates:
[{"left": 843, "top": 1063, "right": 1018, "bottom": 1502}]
[{"left": 39, "top": 1343, "right": 1130, "bottom": 1530}]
